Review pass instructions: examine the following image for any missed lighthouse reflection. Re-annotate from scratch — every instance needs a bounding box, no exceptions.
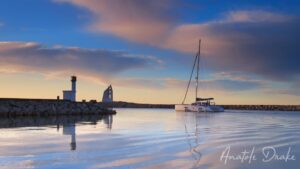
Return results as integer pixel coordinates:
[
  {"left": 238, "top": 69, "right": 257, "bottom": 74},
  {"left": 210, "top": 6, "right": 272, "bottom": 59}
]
[
  {"left": 57, "top": 115, "right": 113, "bottom": 150},
  {"left": 62, "top": 123, "right": 77, "bottom": 150},
  {"left": 0, "top": 114, "right": 114, "bottom": 151},
  {"left": 58, "top": 115, "right": 113, "bottom": 150}
]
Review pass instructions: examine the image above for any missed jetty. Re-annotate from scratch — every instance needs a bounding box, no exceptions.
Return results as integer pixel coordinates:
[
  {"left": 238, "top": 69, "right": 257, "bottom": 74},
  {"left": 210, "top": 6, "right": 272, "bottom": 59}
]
[
  {"left": 0, "top": 98, "right": 116, "bottom": 117},
  {"left": 0, "top": 76, "right": 118, "bottom": 117}
]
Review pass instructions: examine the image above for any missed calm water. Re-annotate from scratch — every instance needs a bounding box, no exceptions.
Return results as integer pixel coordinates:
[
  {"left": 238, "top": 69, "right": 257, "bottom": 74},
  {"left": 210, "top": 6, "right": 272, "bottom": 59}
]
[{"left": 0, "top": 109, "right": 300, "bottom": 169}]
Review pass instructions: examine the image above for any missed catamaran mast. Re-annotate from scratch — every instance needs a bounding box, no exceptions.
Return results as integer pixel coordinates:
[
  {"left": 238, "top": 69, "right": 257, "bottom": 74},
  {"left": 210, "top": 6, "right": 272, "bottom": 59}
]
[
  {"left": 196, "top": 39, "right": 201, "bottom": 100},
  {"left": 181, "top": 39, "right": 201, "bottom": 104}
]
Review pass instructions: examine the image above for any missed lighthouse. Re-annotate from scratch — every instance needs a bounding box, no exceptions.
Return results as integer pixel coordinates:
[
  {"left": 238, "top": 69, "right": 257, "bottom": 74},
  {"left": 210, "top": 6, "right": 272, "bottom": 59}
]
[
  {"left": 63, "top": 76, "right": 77, "bottom": 101},
  {"left": 71, "top": 76, "right": 76, "bottom": 98}
]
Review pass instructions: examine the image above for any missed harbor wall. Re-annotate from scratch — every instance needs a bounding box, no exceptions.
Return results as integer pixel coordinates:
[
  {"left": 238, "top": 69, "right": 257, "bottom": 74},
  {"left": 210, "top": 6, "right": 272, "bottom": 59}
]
[
  {"left": 104, "top": 101, "right": 300, "bottom": 111},
  {"left": 221, "top": 105, "right": 300, "bottom": 111},
  {"left": 0, "top": 99, "right": 299, "bottom": 117},
  {"left": 0, "top": 98, "right": 116, "bottom": 117},
  {"left": 102, "top": 101, "right": 174, "bottom": 109}
]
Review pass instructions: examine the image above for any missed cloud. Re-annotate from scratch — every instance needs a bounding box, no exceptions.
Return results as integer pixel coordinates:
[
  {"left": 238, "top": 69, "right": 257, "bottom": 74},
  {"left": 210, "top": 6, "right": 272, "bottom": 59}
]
[
  {"left": 268, "top": 89, "right": 300, "bottom": 96},
  {"left": 163, "top": 77, "right": 264, "bottom": 92},
  {"left": 263, "top": 86, "right": 300, "bottom": 97},
  {"left": 224, "top": 10, "right": 292, "bottom": 23},
  {"left": 0, "top": 41, "right": 161, "bottom": 84},
  {"left": 163, "top": 12, "right": 300, "bottom": 81},
  {"left": 54, "top": 0, "right": 178, "bottom": 44},
  {"left": 101, "top": 75, "right": 265, "bottom": 96},
  {"left": 52, "top": 0, "right": 300, "bottom": 82},
  {"left": 112, "top": 77, "right": 165, "bottom": 89}
]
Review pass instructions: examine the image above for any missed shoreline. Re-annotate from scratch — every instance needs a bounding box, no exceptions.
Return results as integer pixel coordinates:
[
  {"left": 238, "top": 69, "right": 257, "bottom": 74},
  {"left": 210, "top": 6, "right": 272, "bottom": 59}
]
[
  {"left": 0, "top": 98, "right": 299, "bottom": 118},
  {"left": 104, "top": 101, "right": 300, "bottom": 111}
]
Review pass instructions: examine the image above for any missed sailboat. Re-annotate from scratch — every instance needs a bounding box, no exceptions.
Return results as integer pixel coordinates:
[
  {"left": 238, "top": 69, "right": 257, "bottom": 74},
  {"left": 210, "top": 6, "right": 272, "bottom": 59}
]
[{"left": 175, "top": 40, "right": 224, "bottom": 112}]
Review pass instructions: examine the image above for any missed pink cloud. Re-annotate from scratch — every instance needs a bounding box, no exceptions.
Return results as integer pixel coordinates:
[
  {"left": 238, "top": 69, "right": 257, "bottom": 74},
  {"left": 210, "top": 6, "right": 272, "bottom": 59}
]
[
  {"left": 53, "top": 0, "right": 300, "bottom": 82},
  {"left": 55, "top": 0, "right": 176, "bottom": 44},
  {"left": 53, "top": 1, "right": 292, "bottom": 53}
]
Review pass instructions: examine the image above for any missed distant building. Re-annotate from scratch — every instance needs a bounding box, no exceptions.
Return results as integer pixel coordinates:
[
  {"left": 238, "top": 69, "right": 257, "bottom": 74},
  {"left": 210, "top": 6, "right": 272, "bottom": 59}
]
[
  {"left": 63, "top": 76, "right": 76, "bottom": 101},
  {"left": 102, "top": 85, "right": 113, "bottom": 102}
]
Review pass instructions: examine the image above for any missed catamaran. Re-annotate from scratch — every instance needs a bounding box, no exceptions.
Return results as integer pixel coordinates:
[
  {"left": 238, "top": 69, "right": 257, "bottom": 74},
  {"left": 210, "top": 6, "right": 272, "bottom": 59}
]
[{"left": 175, "top": 40, "right": 224, "bottom": 112}]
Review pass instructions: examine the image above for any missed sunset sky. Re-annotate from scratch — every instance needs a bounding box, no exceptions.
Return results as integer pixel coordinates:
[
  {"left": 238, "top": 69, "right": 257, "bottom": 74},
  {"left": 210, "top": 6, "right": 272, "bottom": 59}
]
[{"left": 0, "top": 0, "right": 299, "bottom": 104}]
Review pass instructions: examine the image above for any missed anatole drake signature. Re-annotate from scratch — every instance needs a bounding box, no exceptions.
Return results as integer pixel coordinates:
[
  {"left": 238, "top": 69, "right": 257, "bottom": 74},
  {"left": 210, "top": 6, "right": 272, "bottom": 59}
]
[{"left": 220, "top": 146, "right": 296, "bottom": 164}]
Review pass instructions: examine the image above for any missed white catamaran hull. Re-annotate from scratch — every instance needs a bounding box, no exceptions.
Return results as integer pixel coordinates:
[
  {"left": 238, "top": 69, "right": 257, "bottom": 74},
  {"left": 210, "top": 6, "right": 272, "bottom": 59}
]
[{"left": 175, "top": 104, "right": 224, "bottom": 112}]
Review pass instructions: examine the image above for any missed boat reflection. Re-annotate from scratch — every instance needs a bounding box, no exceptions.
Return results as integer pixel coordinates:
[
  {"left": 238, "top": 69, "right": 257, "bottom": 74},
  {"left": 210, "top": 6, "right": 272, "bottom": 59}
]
[
  {"left": 177, "top": 112, "right": 213, "bottom": 168},
  {"left": 0, "top": 114, "right": 114, "bottom": 151}
]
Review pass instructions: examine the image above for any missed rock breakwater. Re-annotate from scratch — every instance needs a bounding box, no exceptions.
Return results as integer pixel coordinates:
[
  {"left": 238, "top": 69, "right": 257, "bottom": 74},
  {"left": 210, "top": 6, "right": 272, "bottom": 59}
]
[
  {"left": 221, "top": 105, "right": 300, "bottom": 111},
  {"left": 102, "top": 101, "right": 300, "bottom": 111},
  {"left": 0, "top": 98, "right": 116, "bottom": 117}
]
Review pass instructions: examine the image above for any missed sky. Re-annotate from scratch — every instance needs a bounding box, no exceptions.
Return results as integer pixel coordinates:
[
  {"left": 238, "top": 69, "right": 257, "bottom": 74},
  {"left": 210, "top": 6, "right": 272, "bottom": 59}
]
[{"left": 0, "top": 0, "right": 299, "bottom": 104}]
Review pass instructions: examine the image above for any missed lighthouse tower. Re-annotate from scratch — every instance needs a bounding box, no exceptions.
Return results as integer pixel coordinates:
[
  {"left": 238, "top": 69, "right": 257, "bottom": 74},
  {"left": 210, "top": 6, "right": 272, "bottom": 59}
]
[
  {"left": 71, "top": 76, "right": 76, "bottom": 101},
  {"left": 63, "top": 76, "right": 77, "bottom": 101}
]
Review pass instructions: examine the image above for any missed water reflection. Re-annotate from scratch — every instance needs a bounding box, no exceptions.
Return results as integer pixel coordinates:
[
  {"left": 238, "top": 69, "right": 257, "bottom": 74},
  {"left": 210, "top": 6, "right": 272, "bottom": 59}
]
[
  {"left": 61, "top": 123, "right": 76, "bottom": 150},
  {"left": 104, "top": 114, "right": 113, "bottom": 129},
  {"left": 176, "top": 112, "right": 224, "bottom": 168},
  {"left": 177, "top": 112, "right": 208, "bottom": 168},
  {"left": 0, "top": 114, "right": 114, "bottom": 151},
  {"left": 0, "top": 109, "right": 300, "bottom": 169}
]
